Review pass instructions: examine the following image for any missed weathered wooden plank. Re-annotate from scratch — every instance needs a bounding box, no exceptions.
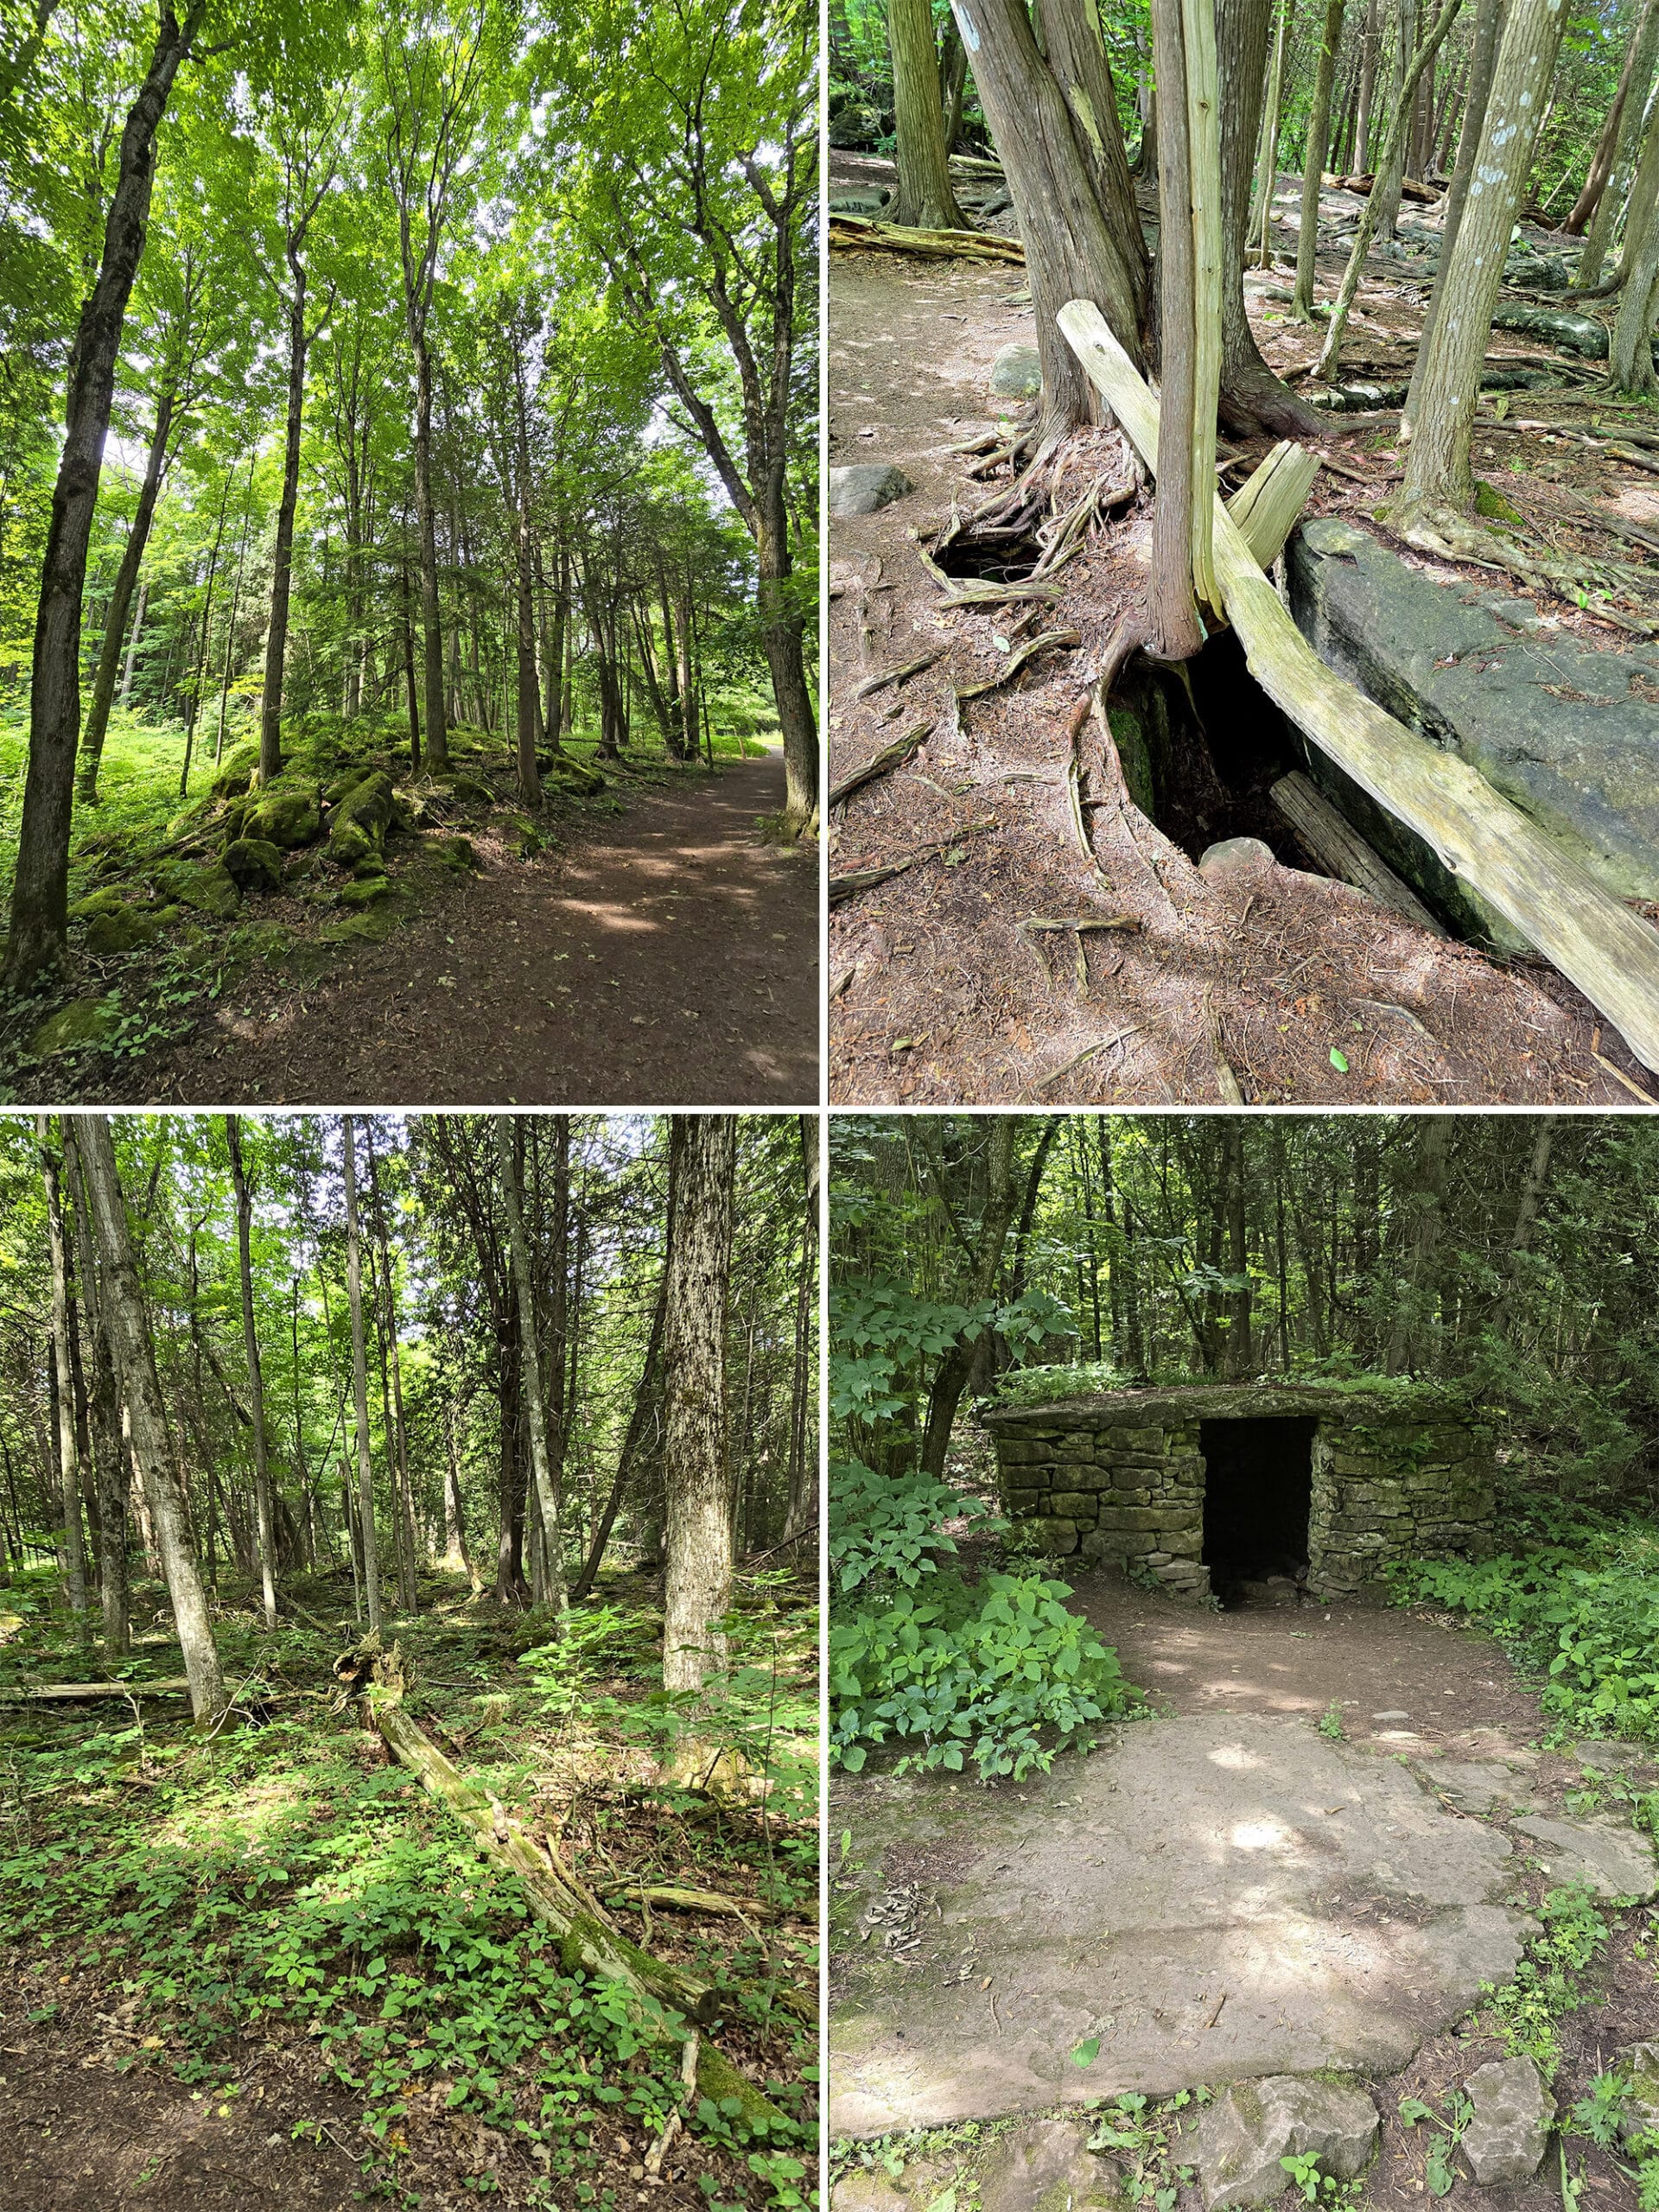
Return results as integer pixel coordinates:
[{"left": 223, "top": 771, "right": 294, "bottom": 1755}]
[
  {"left": 1270, "top": 770, "right": 1449, "bottom": 934},
  {"left": 0, "top": 1678, "right": 189, "bottom": 1704},
  {"left": 1057, "top": 296, "right": 1659, "bottom": 1072}
]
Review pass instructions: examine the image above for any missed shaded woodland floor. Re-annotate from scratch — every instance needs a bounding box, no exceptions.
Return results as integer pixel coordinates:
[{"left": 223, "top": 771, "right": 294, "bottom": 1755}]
[
  {"left": 827, "top": 156, "right": 1659, "bottom": 1104},
  {"left": 0, "top": 1563, "right": 819, "bottom": 2212},
  {"left": 3, "top": 752, "right": 817, "bottom": 1107}
]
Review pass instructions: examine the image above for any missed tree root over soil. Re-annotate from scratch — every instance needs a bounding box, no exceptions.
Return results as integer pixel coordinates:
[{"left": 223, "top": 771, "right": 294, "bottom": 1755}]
[{"left": 335, "top": 1636, "right": 798, "bottom": 2134}]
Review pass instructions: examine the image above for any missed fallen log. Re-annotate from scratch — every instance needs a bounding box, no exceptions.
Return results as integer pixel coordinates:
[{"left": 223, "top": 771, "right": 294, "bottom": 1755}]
[
  {"left": 829, "top": 213, "right": 1026, "bottom": 264},
  {"left": 608, "top": 1885, "right": 785, "bottom": 1923},
  {"left": 337, "top": 1637, "right": 794, "bottom": 2133},
  {"left": 0, "top": 1678, "right": 190, "bottom": 1704},
  {"left": 1270, "top": 771, "right": 1448, "bottom": 934},
  {"left": 1057, "top": 296, "right": 1659, "bottom": 1072}
]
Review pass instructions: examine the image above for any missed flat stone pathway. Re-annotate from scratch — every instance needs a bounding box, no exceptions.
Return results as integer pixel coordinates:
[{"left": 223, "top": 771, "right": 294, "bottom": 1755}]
[{"left": 832, "top": 1713, "right": 1540, "bottom": 2136}]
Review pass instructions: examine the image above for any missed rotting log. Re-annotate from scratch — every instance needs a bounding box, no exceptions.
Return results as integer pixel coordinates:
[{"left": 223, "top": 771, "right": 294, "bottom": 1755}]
[
  {"left": 829, "top": 213, "right": 1026, "bottom": 264},
  {"left": 1270, "top": 770, "right": 1449, "bottom": 933},
  {"left": 0, "top": 1678, "right": 190, "bottom": 1703},
  {"left": 1057, "top": 296, "right": 1659, "bottom": 1072},
  {"left": 609, "top": 1885, "right": 785, "bottom": 1923},
  {"left": 336, "top": 1637, "right": 793, "bottom": 2133}
]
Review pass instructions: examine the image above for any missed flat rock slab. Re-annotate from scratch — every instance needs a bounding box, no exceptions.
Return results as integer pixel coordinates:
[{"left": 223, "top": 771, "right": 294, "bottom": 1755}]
[
  {"left": 831, "top": 1713, "right": 1529, "bottom": 2136},
  {"left": 1461, "top": 2056, "right": 1554, "bottom": 2184},
  {"left": 1287, "top": 517, "right": 1659, "bottom": 931},
  {"left": 1514, "top": 1813, "right": 1658, "bottom": 1898},
  {"left": 1416, "top": 1758, "right": 1541, "bottom": 1816}
]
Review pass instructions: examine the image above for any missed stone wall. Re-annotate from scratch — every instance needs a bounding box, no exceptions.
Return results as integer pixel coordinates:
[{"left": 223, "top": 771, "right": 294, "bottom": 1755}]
[{"left": 982, "top": 1384, "right": 1495, "bottom": 1603}]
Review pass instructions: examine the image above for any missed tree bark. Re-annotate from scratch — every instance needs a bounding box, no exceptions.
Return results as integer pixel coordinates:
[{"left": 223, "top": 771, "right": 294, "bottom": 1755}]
[
  {"left": 661, "top": 1116, "right": 737, "bottom": 1696},
  {"left": 38, "top": 1118, "right": 88, "bottom": 1626},
  {"left": 572, "top": 1262, "right": 670, "bottom": 1601},
  {"left": 341, "top": 1117, "right": 382, "bottom": 1631},
  {"left": 1035, "top": 0, "right": 1148, "bottom": 314},
  {"left": 1291, "top": 0, "right": 1347, "bottom": 316},
  {"left": 945, "top": 0, "right": 1148, "bottom": 435},
  {"left": 1368, "top": 0, "right": 1415, "bottom": 242},
  {"left": 890, "top": 0, "right": 967, "bottom": 226},
  {"left": 1564, "top": 0, "right": 1650, "bottom": 232},
  {"left": 1577, "top": 0, "right": 1659, "bottom": 288},
  {"left": 1390, "top": 0, "right": 1567, "bottom": 525},
  {"left": 495, "top": 1118, "right": 569, "bottom": 1624},
  {"left": 62, "top": 1126, "right": 128, "bottom": 1655},
  {"left": 226, "top": 1118, "right": 277, "bottom": 1631},
  {"left": 918, "top": 1118, "right": 1028, "bottom": 1476},
  {"left": 1405, "top": 0, "right": 1503, "bottom": 426},
  {"left": 1608, "top": 185, "right": 1659, "bottom": 392},
  {"left": 1149, "top": 0, "right": 1206, "bottom": 653},
  {"left": 1354, "top": 0, "right": 1380, "bottom": 167},
  {"left": 3, "top": 0, "right": 205, "bottom": 988},
  {"left": 260, "top": 285, "right": 311, "bottom": 781},
  {"left": 79, "top": 1116, "right": 226, "bottom": 1724},
  {"left": 76, "top": 389, "right": 175, "bottom": 802}
]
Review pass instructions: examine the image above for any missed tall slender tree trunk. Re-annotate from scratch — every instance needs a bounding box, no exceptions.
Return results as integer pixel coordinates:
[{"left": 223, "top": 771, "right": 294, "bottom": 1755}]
[
  {"left": 1577, "top": 0, "right": 1659, "bottom": 289},
  {"left": 226, "top": 1118, "right": 277, "bottom": 1630},
  {"left": 341, "top": 1117, "right": 382, "bottom": 1631},
  {"left": 1354, "top": 0, "right": 1381, "bottom": 166},
  {"left": 496, "top": 1119, "right": 569, "bottom": 1624},
  {"left": 1291, "top": 0, "right": 1347, "bottom": 315},
  {"left": 572, "top": 1263, "right": 670, "bottom": 1601},
  {"left": 3, "top": 0, "right": 205, "bottom": 988},
  {"left": 1564, "top": 0, "right": 1651, "bottom": 232},
  {"left": 77, "top": 388, "right": 175, "bottom": 802},
  {"left": 410, "top": 339, "right": 448, "bottom": 770},
  {"left": 38, "top": 1118, "right": 88, "bottom": 1627},
  {"left": 1391, "top": 0, "right": 1567, "bottom": 525},
  {"left": 1368, "top": 0, "right": 1416, "bottom": 241},
  {"left": 62, "top": 1127, "right": 128, "bottom": 1654},
  {"left": 1608, "top": 186, "right": 1659, "bottom": 391},
  {"left": 1406, "top": 0, "right": 1503, "bottom": 424},
  {"left": 661, "top": 1116, "right": 737, "bottom": 1694},
  {"left": 79, "top": 1115, "right": 226, "bottom": 1722},
  {"left": 890, "top": 0, "right": 966, "bottom": 226},
  {"left": 119, "top": 577, "right": 147, "bottom": 709},
  {"left": 261, "top": 286, "right": 311, "bottom": 782},
  {"left": 512, "top": 351, "right": 542, "bottom": 806}
]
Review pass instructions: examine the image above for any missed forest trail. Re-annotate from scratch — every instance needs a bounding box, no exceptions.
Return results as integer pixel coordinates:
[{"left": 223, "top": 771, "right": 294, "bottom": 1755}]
[
  {"left": 827, "top": 163, "right": 1659, "bottom": 1107},
  {"left": 130, "top": 754, "right": 817, "bottom": 1107}
]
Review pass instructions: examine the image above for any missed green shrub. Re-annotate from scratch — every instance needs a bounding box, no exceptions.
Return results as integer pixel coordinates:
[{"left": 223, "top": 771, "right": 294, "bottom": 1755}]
[
  {"left": 829, "top": 1456, "right": 999, "bottom": 1594},
  {"left": 1394, "top": 1526, "right": 1659, "bottom": 1741},
  {"left": 830, "top": 1569, "right": 1136, "bottom": 1781}
]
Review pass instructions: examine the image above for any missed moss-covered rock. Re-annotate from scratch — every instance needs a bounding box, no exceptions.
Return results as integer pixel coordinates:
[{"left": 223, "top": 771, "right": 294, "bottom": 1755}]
[
  {"left": 29, "top": 995, "right": 119, "bottom": 1057},
  {"left": 320, "top": 906, "right": 400, "bottom": 945},
  {"left": 154, "top": 860, "right": 241, "bottom": 918},
  {"left": 538, "top": 753, "right": 606, "bottom": 795},
  {"left": 446, "top": 773, "right": 494, "bottom": 805},
  {"left": 324, "top": 770, "right": 394, "bottom": 865},
  {"left": 85, "top": 905, "right": 160, "bottom": 955},
  {"left": 68, "top": 887, "right": 130, "bottom": 920},
  {"left": 222, "top": 837, "right": 285, "bottom": 893},
  {"left": 212, "top": 738, "right": 263, "bottom": 799},
  {"left": 506, "top": 818, "right": 546, "bottom": 859},
  {"left": 338, "top": 874, "right": 394, "bottom": 908},
  {"left": 431, "top": 835, "right": 478, "bottom": 870},
  {"left": 327, "top": 819, "right": 373, "bottom": 868},
  {"left": 245, "top": 785, "right": 321, "bottom": 849}
]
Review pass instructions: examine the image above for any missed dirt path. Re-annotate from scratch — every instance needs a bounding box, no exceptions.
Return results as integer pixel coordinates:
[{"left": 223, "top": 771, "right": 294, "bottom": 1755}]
[
  {"left": 125, "top": 753, "right": 817, "bottom": 1106},
  {"left": 827, "top": 161, "right": 1656, "bottom": 1105}
]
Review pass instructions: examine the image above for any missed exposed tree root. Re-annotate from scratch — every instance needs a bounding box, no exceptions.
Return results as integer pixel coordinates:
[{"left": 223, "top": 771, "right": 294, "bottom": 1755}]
[{"left": 1388, "top": 500, "right": 1659, "bottom": 632}]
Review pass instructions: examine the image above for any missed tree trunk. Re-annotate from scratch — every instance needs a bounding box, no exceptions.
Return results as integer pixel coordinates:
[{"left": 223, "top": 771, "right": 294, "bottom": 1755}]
[
  {"left": 1354, "top": 0, "right": 1380, "bottom": 166},
  {"left": 1221, "top": 1119, "right": 1251, "bottom": 1374},
  {"left": 260, "top": 285, "right": 311, "bottom": 782},
  {"left": 512, "top": 348, "right": 542, "bottom": 807},
  {"left": 661, "top": 1116, "right": 737, "bottom": 1695},
  {"left": 572, "top": 1262, "right": 670, "bottom": 1601},
  {"left": 62, "top": 1126, "right": 128, "bottom": 1655},
  {"left": 3, "top": 0, "right": 204, "bottom": 989},
  {"left": 1291, "top": 0, "right": 1347, "bottom": 316},
  {"left": 79, "top": 1116, "right": 226, "bottom": 1723},
  {"left": 1608, "top": 188, "right": 1659, "bottom": 393},
  {"left": 1035, "top": 0, "right": 1148, "bottom": 317},
  {"left": 1149, "top": 0, "right": 1206, "bottom": 653},
  {"left": 410, "top": 337, "right": 449, "bottom": 770},
  {"left": 1406, "top": 0, "right": 1503, "bottom": 426},
  {"left": 1492, "top": 1116, "right": 1555, "bottom": 1340},
  {"left": 1577, "top": 1, "right": 1659, "bottom": 289},
  {"left": 1391, "top": 0, "right": 1567, "bottom": 525},
  {"left": 1564, "top": 1, "right": 1650, "bottom": 232},
  {"left": 341, "top": 1116, "right": 382, "bottom": 1631},
  {"left": 1385, "top": 1116, "right": 1453, "bottom": 1373},
  {"left": 226, "top": 1119, "right": 277, "bottom": 1631},
  {"left": 918, "top": 1119, "right": 1026, "bottom": 1476},
  {"left": 1250, "top": 0, "right": 1292, "bottom": 264},
  {"left": 496, "top": 1118, "right": 569, "bottom": 1624},
  {"left": 891, "top": 0, "right": 967, "bottom": 226},
  {"left": 1368, "top": 0, "right": 1415, "bottom": 242},
  {"left": 38, "top": 1118, "right": 88, "bottom": 1627},
  {"left": 946, "top": 0, "right": 1148, "bottom": 434},
  {"left": 77, "top": 388, "right": 175, "bottom": 802}
]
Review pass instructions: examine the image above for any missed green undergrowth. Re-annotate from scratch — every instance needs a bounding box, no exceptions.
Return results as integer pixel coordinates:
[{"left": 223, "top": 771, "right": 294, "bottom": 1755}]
[
  {"left": 1392, "top": 1507, "right": 1659, "bottom": 1743},
  {"left": 0, "top": 1570, "right": 817, "bottom": 2206}
]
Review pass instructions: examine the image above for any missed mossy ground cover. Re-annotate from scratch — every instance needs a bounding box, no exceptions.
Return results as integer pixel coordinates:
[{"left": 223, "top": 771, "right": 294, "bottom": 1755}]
[
  {"left": 0, "top": 1560, "right": 818, "bottom": 2209},
  {"left": 0, "top": 702, "right": 777, "bottom": 1103}
]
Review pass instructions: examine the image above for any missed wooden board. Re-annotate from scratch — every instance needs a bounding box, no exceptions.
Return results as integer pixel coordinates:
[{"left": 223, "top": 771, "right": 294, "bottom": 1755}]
[{"left": 1056, "top": 296, "right": 1659, "bottom": 1073}]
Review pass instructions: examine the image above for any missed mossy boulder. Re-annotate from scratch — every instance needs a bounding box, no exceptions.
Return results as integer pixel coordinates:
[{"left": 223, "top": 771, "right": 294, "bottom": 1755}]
[
  {"left": 324, "top": 771, "right": 394, "bottom": 865},
  {"left": 222, "top": 837, "right": 285, "bottom": 894},
  {"left": 68, "top": 887, "right": 130, "bottom": 920},
  {"left": 538, "top": 753, "right": 606, "bottom": 795},
  {"left": 320, "top": 906, "right": 400, "bottom": 945},
  {"left": 507, "top": 818, "right": 546, "bottom": 859},
  {"left": 445, "top": 773, "right": 494, "bottom": 805},
  {"left": 245, "top": 785, "right": 321, "bottom": 849},
  {"left": 212, "top": 739, "right": 264, "bottom": 799},
  {"left": 154, "top": 860, "right": 241, "bottom": 918},
  {"left": 431, "top": 835, "right": 478, "bottom": 870},
  {"left": 29, "top": 995, "right": 119, "bottom": 1058},
  {"left": 85, "top": 905, "right": 160, "bottom": 955},
  {"left": 338, "top": 874, "right": 395, "bottom": 908}
]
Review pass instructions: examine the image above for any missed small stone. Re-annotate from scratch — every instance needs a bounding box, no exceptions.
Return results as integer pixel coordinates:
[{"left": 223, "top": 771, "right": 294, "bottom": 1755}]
[
  {"left": 1461, "top": 2055, "right": 1554, "bottom": 2185},
  {"left": 1372, "top": 1711, "right": 1411, "bottom": 1721},
  {"left": 1198, "top": 836, "right": 1277, "bottom": 886},
  {"left": 1198, "top": 2075, "right": 1379, "bottom": 2209},
  {"left": 989, "top": 342, "right": 1042, "bottom": 399},
  {"left": 830, "top": 464, "right": 913, "bottom": 518},
  {"left": 1618, "top": 2042, "right": 1659, "bottom": 2145},
  {"left": 978, "top": 2117, "right": 1128, "bottom": 2212}
]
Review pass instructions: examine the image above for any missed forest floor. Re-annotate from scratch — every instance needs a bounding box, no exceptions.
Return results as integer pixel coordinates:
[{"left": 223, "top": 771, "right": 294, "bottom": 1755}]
[
  {"left": 0, "top": 743, "right": 817, "bottom": 1108},
  {"left": 0, "top": 1561, "right": 819, "bottom": 2212},
  {"left": 828, "top": 155, "right": 1659, "bottom": 1104}
]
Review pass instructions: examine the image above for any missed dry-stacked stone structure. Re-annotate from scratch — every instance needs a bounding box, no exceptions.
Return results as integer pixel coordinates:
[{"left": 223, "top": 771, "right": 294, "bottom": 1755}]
[{"left": 980, "top": 1379, "right": 1496, "bottom": 1602}]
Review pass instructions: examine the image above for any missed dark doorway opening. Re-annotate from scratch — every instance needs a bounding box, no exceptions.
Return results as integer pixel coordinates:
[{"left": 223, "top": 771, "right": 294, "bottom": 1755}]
[{"left": 1200, "top": 1416, "right": 1316, "bottom": 1607}]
